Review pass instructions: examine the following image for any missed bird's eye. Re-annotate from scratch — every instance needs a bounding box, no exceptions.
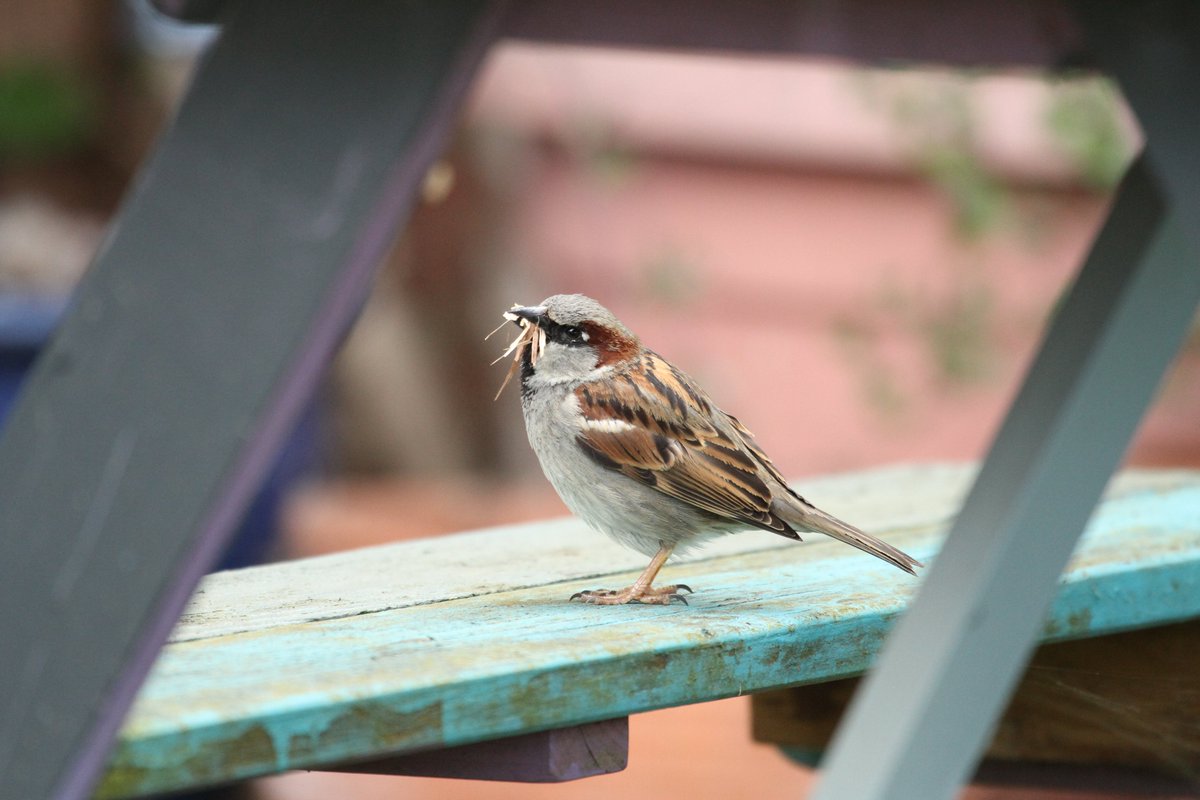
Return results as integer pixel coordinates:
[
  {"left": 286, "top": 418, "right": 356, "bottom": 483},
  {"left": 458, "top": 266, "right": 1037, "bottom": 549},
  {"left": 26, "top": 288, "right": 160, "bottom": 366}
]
[{"left": 561, "top": 326, "right": 587, "bottom": 343}]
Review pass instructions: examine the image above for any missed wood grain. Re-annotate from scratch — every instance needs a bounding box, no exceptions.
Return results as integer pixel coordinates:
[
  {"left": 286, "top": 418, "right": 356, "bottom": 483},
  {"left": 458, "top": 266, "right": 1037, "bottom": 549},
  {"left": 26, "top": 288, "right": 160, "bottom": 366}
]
[
  {"left": 98, "top": 464, "right": 1200, "bottom": 798},
  {"left": 753, "top": 621, "right": 1200, "bottom": 787}
]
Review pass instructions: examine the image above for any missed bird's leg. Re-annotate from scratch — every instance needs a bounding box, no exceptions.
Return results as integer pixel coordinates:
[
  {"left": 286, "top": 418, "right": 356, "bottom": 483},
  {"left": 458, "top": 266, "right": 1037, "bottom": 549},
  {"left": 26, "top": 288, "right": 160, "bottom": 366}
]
[{"left": 570, "top": 543, "right": 693, "bottom": 605}]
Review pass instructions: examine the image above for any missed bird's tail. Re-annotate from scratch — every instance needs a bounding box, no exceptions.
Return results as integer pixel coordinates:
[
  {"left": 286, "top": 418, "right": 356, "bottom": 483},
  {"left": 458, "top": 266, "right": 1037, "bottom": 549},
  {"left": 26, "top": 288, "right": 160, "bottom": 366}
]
[{"left": 777, "top": 499, "right": 923, "bottom": 575}]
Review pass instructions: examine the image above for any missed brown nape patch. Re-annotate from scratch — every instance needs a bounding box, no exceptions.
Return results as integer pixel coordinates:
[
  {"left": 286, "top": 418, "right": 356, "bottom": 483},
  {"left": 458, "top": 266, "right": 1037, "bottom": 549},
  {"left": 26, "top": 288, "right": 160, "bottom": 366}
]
[{"left": 581, "top": 321, "right": 639, "bottom": 366}]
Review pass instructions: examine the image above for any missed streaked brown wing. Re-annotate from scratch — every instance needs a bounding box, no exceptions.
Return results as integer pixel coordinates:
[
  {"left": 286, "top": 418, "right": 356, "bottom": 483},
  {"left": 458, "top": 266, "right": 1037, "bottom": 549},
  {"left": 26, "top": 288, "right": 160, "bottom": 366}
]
[
  {"left": 574, "top": 353, "right": 799, "bottom": 537},
  {"left": 723, "top": 412, "right": 811, "bottom": 506}
]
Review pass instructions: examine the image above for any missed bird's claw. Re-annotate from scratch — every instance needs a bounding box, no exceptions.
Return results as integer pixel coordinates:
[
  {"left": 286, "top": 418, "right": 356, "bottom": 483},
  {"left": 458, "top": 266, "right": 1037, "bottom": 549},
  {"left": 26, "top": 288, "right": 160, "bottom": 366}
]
[
  {"left": 569, "top": 585, "right": 693, "bottom": 605},
  {"left": 570, "top": 589, "right": 616, "bottom": 602}
]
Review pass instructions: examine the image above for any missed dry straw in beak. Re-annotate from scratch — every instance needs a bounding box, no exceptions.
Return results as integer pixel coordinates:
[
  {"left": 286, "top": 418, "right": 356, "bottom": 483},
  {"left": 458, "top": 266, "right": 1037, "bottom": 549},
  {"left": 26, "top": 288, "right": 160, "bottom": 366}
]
[{"left": 487, "top": 310, "right": 546, "bottom": 400}]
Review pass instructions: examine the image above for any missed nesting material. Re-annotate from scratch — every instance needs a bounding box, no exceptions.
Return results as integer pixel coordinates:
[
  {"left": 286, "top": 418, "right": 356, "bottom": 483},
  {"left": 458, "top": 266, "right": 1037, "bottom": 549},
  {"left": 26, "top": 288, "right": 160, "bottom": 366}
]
[{"left": 487, "top": 308, "right": 545, "bottom": 400}]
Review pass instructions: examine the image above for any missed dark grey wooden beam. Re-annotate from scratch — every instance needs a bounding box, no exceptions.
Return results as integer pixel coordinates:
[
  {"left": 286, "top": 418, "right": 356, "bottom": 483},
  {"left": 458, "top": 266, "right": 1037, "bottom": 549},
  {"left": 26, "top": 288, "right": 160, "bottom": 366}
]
[
  {"left": 159, "top": 0, "right": 1085, "bottom": 68},
  {"left": 502, "top": 0, "right": 1083, "bottom": 67},
  {"left": 812, "top": 3, "right": 1200, "bottom": 794},
  {"left": 815, "top": 162, "right": 1200, "bottom": 800},
  {"left": 0, "top": 2, "right": 502, "bottom": 798},
  {"left": 1076, "top": 1, "right": 1200, "bottom": 251}
]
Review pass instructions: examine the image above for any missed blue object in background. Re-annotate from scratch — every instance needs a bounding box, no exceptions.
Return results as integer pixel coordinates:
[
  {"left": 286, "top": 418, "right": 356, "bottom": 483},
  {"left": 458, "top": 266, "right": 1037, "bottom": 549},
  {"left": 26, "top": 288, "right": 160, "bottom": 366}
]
[
  {"left": 0, "top": 294, "right": 67, "bottom": 424},
  {"left": 0, "top": 292, "right": 322, "bottom": 571}
]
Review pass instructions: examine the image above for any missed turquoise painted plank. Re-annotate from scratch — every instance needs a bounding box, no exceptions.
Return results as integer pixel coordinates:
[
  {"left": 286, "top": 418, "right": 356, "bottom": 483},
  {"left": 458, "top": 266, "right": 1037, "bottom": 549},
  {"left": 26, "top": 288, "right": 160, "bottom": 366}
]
[{"left": 98, "top": 466, "right": 1200, "bottom": 798}]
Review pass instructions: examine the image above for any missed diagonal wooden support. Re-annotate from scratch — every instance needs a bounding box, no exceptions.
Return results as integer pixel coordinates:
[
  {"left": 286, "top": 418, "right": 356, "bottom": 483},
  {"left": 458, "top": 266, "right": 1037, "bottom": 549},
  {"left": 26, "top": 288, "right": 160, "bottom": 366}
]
[
  {"left": 1076, "top": 1, "right": 1200, "bottom": 252},
  {"left": 0, "top": 3, "right": 501, "bottom": 798},
  {"left": 813, "top": 43, "right": 1200, "bottom": 800}
]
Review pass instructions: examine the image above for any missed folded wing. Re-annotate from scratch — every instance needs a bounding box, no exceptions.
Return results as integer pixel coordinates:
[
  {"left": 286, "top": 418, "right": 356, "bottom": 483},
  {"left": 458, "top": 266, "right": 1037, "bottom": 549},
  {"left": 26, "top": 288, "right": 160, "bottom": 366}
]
[{"left": 574, "top": 353, "right": 800, "bottom": 538}]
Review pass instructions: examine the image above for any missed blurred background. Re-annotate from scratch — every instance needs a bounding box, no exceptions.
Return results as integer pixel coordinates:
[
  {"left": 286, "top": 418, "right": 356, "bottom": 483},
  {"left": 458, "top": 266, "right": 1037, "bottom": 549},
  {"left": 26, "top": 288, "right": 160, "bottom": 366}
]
[{"left": 2, "top": 3, "right": 1198, "bottom": 799}]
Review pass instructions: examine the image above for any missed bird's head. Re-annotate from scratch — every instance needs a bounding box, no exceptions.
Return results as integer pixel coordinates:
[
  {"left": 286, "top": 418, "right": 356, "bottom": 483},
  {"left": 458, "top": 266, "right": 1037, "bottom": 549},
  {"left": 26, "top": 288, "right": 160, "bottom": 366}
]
[{"left": 491, "top": 294, "right": 641, "bottom": 395}]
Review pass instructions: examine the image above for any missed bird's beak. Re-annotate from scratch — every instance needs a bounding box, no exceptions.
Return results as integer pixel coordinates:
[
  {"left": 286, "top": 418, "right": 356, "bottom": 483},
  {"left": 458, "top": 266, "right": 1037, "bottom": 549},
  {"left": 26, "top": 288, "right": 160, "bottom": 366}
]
[{"left": 506, "top": 304, "right": 548, "bottom": 326}]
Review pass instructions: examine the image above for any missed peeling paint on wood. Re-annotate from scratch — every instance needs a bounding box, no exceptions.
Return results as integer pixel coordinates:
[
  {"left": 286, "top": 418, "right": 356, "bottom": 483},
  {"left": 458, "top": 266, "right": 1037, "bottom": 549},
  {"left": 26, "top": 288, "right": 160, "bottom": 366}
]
[{"left": 97, "top": 464, "right": 1200, "bottom": 798}]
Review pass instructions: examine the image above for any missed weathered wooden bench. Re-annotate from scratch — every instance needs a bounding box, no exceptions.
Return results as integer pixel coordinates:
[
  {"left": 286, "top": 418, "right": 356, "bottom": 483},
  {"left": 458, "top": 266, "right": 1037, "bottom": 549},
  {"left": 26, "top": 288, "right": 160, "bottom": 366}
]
[
  {"left": 98, "top": 463, "right": 1200, "bottom": 798},
  {"left": 3, "top": 3, "right": 1198, "bottom": 796}
]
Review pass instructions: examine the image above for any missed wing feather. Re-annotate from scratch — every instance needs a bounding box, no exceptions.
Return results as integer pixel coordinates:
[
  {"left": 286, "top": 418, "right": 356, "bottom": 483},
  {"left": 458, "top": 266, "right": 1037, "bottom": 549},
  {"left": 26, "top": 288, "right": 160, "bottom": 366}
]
[{"left": 574, "top": 352, "right": 799, "bottom": 537}]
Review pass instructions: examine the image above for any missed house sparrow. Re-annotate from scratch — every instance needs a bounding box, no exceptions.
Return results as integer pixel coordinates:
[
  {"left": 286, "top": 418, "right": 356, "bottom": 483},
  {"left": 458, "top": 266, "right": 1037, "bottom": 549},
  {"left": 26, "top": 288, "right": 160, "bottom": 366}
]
[{"left": 492, "top": 294, "right": 922, "bottom": 605}]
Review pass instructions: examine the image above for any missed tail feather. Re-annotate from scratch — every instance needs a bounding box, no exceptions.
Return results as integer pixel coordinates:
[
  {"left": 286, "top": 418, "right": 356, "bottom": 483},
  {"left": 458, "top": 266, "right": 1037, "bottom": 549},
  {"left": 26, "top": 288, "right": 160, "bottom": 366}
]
[{"left": 777, "top": 501, "right": 923, "bottom": 575}]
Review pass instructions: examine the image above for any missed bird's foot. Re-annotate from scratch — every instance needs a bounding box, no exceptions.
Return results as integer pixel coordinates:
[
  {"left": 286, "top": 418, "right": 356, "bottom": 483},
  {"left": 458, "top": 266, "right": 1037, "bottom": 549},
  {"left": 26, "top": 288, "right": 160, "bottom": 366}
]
[{"left": 569, "top": 584, "right": 693, "bottom": 605}]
